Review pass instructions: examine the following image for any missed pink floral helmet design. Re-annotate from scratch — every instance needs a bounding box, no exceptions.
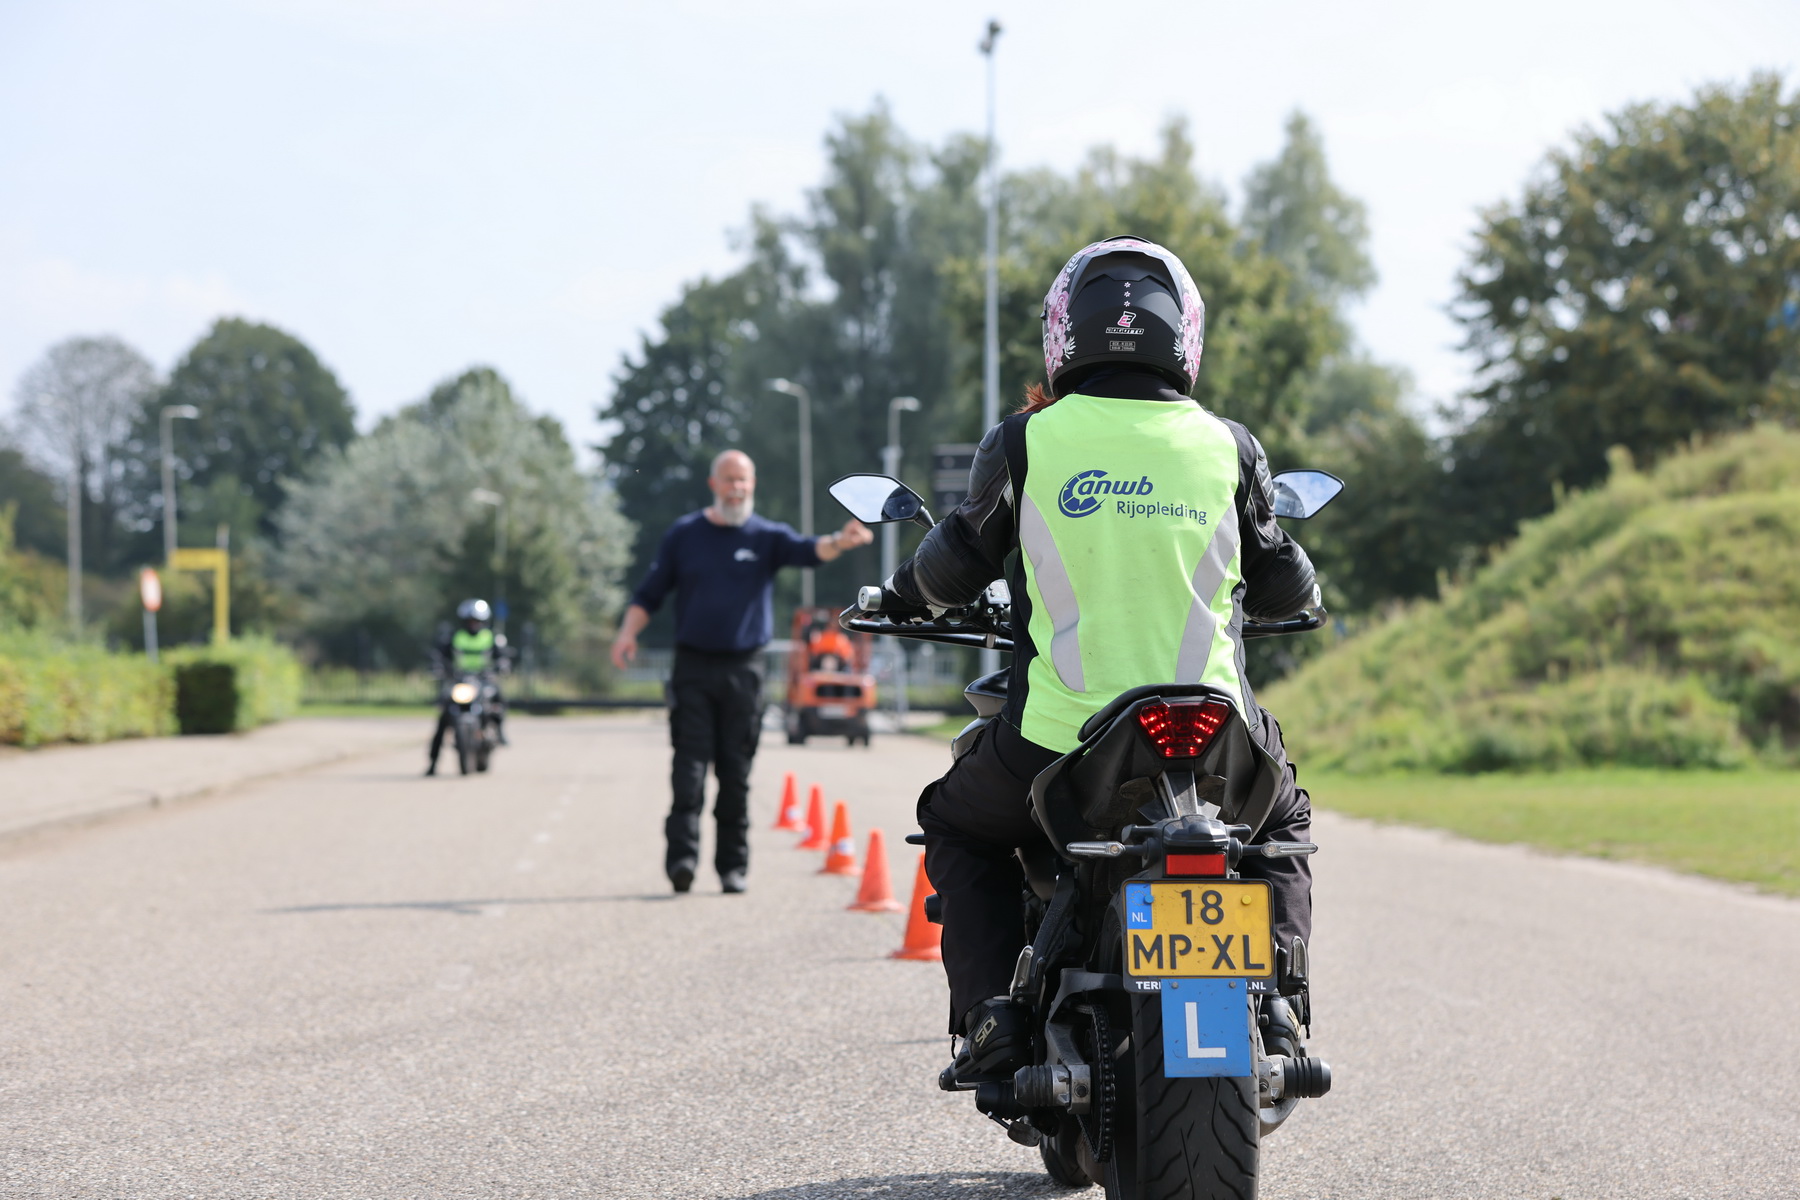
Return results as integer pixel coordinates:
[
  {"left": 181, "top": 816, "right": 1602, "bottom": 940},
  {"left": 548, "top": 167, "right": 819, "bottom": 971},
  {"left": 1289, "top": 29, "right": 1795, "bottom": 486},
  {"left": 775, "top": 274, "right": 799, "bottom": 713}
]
[{"left": 1040, "top": 235, "right": 1207, "bottom": 394}]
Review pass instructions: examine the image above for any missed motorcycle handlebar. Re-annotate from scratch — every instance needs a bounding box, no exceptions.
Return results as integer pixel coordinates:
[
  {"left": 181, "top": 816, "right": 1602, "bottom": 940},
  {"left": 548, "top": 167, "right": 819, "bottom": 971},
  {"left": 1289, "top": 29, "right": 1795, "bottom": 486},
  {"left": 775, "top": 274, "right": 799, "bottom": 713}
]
[{"left": 839, "top": 583, "right": 1325, "bottom": 647}]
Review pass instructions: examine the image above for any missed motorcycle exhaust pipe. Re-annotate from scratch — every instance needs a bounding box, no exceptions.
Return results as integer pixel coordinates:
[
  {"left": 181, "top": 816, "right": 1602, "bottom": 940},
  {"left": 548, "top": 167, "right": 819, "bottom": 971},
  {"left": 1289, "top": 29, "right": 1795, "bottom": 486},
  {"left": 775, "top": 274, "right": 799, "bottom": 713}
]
[
  {"left": 1012, "top": 1063, "right": 1092, "bottom": 1112},
  {"left": 1262, "top": 1054, "right": 1332, "bottom": 1100}
]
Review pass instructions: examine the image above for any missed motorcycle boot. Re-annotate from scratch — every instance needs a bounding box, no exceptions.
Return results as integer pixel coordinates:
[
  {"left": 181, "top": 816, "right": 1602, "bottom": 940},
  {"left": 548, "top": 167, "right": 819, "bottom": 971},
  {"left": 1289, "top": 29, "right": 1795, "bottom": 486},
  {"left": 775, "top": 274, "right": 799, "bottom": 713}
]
[
  {"left": 1260, "top": 994, "right": 1302, "bottom": 1059},
  {"left": 950, "top": 997, "right": 1032, "bottom": 1083}
]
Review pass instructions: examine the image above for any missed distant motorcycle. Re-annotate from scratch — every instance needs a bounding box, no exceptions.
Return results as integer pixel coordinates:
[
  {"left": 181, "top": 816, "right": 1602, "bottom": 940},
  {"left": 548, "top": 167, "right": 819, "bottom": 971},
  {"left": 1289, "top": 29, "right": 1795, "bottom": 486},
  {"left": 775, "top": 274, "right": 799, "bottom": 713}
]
[
  {"left": 829, "top": 469, "right": 1343, "bottom": 1199},
  {"left": 439, "top": 671, "right": 501, "bottom": 775}
]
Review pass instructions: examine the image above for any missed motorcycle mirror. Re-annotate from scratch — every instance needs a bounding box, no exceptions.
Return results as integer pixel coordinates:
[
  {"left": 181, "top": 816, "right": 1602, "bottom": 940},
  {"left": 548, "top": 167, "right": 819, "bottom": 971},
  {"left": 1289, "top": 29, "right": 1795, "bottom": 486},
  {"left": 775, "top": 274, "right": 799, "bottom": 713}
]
[
  {"left": 828, "top": 473, "right": 934, "bottom": 528},
  {"left": 1270, "top": 470, "right": 1345, "bottom": 519}
]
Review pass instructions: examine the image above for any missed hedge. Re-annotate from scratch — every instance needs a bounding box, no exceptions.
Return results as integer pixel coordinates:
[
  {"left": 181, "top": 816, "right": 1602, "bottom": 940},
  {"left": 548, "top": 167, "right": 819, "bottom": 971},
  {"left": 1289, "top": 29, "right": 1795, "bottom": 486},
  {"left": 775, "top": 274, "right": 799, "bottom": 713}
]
[
  {"left": 166, "top": 635, "right": 303, "bottom": 734},
  {"left": 0, "top": 634, "right": 303, "bottom": 745},
  {"left": 0, "top": 636, "right": 176, "bottom": 746}
]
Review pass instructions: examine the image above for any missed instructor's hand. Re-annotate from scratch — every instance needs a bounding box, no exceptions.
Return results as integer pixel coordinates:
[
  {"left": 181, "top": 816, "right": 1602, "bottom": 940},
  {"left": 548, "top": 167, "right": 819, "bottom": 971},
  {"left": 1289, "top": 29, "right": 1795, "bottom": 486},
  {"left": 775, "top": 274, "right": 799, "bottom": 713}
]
[
  {"left": 609, "top": 631, "right": 637, "bottom": 671},
  {"left": 816, "top": 519, "right": 873, "bottom": 563},
  {"left": 610, "top": 604, "right": 651, "bottom": 672}
]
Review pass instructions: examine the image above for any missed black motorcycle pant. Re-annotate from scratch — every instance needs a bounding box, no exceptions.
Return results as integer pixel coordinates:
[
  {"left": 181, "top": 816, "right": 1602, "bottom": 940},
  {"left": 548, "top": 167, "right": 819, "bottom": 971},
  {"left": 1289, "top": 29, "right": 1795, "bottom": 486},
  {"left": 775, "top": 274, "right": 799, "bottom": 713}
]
[
  {"left": 919, "top": 713, "right": 1313, "bottom": 1031},
  {"left": 665, "top": 646, "right": 764, "bottom": 881}
]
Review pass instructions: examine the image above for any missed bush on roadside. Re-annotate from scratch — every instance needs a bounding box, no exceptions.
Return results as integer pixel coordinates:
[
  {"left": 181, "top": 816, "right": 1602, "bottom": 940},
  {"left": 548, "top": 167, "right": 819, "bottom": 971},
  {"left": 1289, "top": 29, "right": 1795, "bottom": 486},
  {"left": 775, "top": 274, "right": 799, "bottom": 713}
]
[
  {"left": 0, "top": 634, "right": 176, "bottom": 746},
  {"left": 166, "top": 635, "right": 303, "bottom": 734}
]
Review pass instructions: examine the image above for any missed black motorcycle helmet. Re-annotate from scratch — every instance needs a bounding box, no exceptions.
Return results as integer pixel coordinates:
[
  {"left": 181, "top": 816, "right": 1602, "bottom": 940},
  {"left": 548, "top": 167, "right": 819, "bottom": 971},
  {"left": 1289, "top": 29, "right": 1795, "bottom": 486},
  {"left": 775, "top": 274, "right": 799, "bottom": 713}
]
[{"left": 1041, "top": 235, "right": 1207, "bottom": 397}]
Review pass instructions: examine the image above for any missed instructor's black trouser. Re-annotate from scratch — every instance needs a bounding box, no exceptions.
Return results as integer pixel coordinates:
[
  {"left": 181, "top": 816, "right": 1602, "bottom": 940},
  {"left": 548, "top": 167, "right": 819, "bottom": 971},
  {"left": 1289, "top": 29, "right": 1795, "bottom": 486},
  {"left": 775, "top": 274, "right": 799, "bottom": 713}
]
[
  {"left": 666, "top": 646, "right": 764, "bottom": 879},
  {"left": 919, "top": 713, "right": 1313, "bottom": 1030}
]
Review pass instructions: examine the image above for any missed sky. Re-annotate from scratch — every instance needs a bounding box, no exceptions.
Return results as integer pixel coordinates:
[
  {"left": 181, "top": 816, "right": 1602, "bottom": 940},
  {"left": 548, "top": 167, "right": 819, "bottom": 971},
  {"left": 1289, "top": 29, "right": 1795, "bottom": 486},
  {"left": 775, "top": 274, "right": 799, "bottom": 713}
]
[{"left": 4, "top": 0, "right": 1797, "bottom": 463}]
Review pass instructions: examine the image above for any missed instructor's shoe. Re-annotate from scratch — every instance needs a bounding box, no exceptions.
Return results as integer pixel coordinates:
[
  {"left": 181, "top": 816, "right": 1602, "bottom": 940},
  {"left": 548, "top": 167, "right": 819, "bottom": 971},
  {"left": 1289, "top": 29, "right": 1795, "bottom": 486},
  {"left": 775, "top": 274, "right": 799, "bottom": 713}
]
[
  {"left": 720, "top": 870, "right": 747, "bottom": 894},
  {"left": 951, "top": 997, "right": 1032, "bottom": 1083},
  {"left": 669, "top": 866, "right": 695, "bottom": 894},
  {"left": 424, "top": 761, "right": 437, "bottom": 777}
]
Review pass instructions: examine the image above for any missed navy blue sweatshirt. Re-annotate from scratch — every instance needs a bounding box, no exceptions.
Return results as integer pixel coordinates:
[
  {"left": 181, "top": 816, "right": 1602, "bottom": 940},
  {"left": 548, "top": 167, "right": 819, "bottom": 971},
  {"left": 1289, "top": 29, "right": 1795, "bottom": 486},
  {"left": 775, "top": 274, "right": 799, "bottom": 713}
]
[{"left": 628, "top": 511, "right": 821, "bottom": 653}]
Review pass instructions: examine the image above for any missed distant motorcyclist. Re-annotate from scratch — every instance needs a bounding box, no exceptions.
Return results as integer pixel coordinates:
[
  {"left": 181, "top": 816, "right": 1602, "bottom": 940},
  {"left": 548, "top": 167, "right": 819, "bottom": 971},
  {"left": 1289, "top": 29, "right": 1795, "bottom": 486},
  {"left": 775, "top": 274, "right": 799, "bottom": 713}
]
[
  {"left": 425, "top": 598, "right": 509, "bottom": 776},
  {"left": 888, "top": 236, "right": 1321, "bottom": 1080}
]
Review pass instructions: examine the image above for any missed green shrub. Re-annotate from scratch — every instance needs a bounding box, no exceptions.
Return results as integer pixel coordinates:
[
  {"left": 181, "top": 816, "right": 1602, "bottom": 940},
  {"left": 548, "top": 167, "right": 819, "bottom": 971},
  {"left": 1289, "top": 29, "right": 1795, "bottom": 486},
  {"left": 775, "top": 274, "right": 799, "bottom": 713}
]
[
  {"left": 166, "top": 635, "right": 303, "bottom": 734},
  {"left": 1267, "top": 426, "right": 1800, "bottom": 773},
  {"left": 0, "top": 635, "right": 175, "bottom": 746},
  {"left": 173, "top": 662, "right": 237, "bottom": 734}
]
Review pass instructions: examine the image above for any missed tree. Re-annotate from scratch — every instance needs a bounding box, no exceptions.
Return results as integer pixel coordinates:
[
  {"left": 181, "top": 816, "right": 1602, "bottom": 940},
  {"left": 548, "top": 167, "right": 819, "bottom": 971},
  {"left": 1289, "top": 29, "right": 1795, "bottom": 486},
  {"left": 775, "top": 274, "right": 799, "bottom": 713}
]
[
  {"left": 9, "top": 335, "right": 159, "bottom": 573},
  {"left": 605, "top": 111, "right": 1356, "bottom": 633},
  {"left": 607, "top": 105, "right": 986, "bottom": 621},
  {"left": 1236, "top": 113, "right": 1448, "bottom": 613},
  {"left": 276, "top": 368, "right": 633, "bottom": 668},
  {"left": 0, "top": 445, "right": 67, "bottom": 559},
  {"left": 1449, "top": 72, "right": 1800, "bottom": 552},
  {"left": 125, "top": 318, "right": 356, "bottom": 545},
  {"left": 1241, "top": 112, "right": 1377, "bottom": 308}
]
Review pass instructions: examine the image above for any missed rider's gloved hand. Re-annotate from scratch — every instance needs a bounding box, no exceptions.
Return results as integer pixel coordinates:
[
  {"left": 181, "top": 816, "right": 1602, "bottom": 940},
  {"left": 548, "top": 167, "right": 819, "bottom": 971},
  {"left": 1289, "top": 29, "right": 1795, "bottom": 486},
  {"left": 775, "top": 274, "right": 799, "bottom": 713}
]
[{"left": 882, "top": 574, "right": 947, "bottom": 619}]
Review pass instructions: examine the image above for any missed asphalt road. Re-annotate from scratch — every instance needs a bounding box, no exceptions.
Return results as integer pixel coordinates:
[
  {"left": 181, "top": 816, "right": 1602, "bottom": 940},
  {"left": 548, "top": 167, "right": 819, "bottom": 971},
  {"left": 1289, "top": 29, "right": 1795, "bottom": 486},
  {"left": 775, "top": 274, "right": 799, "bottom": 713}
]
[{"left": 1, "top": 714, "right": 1795, "bottom": 1199}]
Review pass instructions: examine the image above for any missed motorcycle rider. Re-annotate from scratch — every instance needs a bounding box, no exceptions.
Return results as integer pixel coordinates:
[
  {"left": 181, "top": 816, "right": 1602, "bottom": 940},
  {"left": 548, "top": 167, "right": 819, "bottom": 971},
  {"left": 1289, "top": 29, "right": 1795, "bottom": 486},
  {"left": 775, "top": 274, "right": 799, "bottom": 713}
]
[
  {"left": 425, "top": 598, "right": 509, "bottom": 776},
  {"left": 887, "top": 236, "right": 1320, "bottom": 1080}
]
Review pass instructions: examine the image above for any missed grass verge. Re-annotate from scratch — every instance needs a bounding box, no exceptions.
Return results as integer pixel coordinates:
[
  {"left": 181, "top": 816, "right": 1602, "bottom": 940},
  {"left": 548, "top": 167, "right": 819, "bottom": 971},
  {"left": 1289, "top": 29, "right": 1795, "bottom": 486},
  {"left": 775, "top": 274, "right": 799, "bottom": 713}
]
[{"left": 1309, "top": 768, "right": 1800, "bottom": 896}]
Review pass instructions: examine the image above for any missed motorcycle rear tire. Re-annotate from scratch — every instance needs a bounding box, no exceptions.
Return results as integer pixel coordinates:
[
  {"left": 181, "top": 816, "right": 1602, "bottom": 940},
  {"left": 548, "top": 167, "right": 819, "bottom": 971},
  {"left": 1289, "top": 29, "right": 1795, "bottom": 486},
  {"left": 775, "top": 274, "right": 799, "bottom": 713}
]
[{"left": 1098, "top": 915, "right": 1259, "bottom": 1200}]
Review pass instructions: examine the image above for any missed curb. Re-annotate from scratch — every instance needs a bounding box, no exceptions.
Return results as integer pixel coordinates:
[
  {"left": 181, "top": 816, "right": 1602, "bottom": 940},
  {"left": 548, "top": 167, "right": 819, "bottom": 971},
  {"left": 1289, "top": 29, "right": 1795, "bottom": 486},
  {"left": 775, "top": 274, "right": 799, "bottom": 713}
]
[{"left": 0, "top": 725, "right": 421, "bottom": 848}]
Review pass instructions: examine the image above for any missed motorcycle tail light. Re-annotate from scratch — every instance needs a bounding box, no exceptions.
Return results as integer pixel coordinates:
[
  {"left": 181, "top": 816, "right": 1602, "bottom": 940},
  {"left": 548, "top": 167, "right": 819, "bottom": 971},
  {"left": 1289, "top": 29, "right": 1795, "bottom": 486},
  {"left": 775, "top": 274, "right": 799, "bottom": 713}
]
[
  {"left": 1135, "top": 700, "right": 1231, "bottom": 759},
  {"left": 1165, "top": 852, "right": 1228, "bottom": 877}
]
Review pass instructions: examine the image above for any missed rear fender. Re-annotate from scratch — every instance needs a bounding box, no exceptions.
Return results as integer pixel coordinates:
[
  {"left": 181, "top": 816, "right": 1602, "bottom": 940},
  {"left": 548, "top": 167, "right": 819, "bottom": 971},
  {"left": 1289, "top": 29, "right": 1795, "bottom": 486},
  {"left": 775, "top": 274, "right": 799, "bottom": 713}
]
[{"left": 1029, "top": 685, "right": 1281, "bottom": 854}]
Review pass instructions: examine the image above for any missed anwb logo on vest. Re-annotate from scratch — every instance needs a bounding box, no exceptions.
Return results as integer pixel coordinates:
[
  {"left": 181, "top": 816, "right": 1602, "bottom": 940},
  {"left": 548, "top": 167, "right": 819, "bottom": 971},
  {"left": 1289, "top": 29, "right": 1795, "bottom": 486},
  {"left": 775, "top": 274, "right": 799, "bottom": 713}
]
[{"left": 1058, "top": 469, "right": 1154, "bottom": 518}]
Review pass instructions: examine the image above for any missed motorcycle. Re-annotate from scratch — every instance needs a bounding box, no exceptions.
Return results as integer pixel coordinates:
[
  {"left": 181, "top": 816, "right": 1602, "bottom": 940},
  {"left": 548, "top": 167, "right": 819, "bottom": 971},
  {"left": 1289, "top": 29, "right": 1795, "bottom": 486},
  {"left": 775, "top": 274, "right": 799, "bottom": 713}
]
[
  {"left": 439, "top": 671, "right": 502, "bottom": 775},
  {"left": 827, "top": 468, "right": 1344, "bottom": 1199}
]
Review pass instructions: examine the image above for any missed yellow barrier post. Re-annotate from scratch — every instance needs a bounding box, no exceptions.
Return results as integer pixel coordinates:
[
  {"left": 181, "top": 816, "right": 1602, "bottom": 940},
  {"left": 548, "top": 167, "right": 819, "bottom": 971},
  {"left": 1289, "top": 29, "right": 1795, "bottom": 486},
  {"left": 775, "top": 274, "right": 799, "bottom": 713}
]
[{"left": 169, "top": 547, "right": 230, "bottom": 645}]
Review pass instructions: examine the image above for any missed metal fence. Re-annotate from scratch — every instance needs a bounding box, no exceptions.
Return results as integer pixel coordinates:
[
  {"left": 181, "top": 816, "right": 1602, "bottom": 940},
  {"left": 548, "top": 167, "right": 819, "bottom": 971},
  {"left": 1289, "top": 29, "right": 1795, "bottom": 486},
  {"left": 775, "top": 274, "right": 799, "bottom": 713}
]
[
  {"left": 303, "top": 639, "right": 976, "bottom": 711},
  {"left": 309, "top": 644, "right": 986, "bottom": 708}
]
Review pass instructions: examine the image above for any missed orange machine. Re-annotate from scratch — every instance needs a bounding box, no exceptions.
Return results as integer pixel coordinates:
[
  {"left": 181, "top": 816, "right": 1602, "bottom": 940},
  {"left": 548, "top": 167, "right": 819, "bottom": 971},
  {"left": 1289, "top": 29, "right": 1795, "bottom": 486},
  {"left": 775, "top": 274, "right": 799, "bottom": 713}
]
[{"left": 784, "top": 607, "right": 876, "bottom": 746}]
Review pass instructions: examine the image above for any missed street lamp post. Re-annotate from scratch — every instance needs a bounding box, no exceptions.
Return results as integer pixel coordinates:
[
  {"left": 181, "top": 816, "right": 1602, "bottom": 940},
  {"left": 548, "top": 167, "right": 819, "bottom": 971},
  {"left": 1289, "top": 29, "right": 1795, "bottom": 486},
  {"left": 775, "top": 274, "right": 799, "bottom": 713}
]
[
  {"left": 883, "top": 396, "right": 921, "bottom": 718},
  {"left": 765, "top": 378, "right": 814, "bottom": 608},
  {"left": 470, "top": 489, "right": 506, "bottom": 635},
  {"left": 880, "top": 396, "right": 921, "bottom": 582},
  {"left": 65, "top": 455, "right": 81, "bottom": 634},
  {"left": 978, "top": 18, "right": 1003, "bottom": 679},
  {"left": 160, "top": 404, "right": 199, "bottom": 564}
]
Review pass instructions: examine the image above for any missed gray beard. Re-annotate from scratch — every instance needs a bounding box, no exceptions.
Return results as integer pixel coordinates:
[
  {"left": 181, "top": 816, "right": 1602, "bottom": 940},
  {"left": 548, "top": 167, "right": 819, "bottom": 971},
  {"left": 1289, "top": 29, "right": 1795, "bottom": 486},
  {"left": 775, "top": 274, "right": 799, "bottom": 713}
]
[{"left": 713, "top": 498, "right": 754, "bottom": 526}]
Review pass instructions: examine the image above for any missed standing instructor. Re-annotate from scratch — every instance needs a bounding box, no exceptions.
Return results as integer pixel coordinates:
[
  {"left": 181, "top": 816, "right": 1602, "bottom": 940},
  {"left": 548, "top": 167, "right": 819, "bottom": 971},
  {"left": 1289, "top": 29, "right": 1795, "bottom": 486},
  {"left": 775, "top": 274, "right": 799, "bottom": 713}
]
[{"left": 611, "top": 450, "right": 873, "bottom": 894}]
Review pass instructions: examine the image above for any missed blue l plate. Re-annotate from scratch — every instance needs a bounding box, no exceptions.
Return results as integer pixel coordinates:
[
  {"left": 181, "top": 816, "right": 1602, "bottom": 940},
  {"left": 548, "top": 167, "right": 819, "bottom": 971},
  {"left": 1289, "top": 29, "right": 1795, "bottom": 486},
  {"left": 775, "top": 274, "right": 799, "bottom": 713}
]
[{"left": 1161, "top": 977, "right": 1252, "bottom": 1078}]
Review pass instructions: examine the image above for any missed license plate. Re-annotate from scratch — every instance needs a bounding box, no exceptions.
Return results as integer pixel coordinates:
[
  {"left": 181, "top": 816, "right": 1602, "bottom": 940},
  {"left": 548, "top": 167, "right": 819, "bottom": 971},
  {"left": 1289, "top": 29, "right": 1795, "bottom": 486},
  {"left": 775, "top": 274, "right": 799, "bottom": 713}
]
[
  {"left": 1121, "top": 881, "right": 1274, "bottom": 980},
  {"left": 818, "top": 705, "right": 851, "bottom": 719}
]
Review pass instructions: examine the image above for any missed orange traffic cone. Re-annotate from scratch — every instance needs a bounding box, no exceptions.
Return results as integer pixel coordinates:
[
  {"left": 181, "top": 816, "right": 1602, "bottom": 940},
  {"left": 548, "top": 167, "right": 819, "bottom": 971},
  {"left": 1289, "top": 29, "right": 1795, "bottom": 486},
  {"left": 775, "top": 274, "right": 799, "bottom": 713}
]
[
  {"left": 820, "top": 802, "right": 858, "bottom": 875},
  {"left": 796, "top": 785, "right": 828, "bottom": 850},
  {"left": 848, "top": 829, "right": 905, "bottom": 912},
  {"left": 773, "top": 772, "right": 804, "bottom": 831},
  {"left": 891, "top": 854, "right": 943, "bottom": 961}
]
